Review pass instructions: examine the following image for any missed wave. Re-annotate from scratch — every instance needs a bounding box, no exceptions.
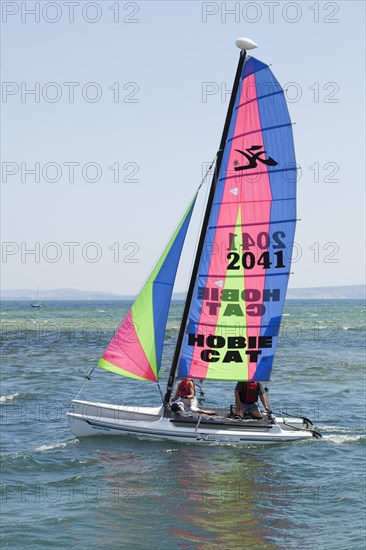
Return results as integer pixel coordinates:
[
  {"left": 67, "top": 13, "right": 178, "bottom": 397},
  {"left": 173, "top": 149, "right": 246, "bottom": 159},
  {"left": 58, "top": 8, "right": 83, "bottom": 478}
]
[
  {"left": 319, "top": 424, "right": 365, "bottom": 444},
  {"left": 0, "top": 393, "right": 21, "bottom": 403},
  {"left": 321, "top": 424, "right": 364, "bottom": 432},
  {"left": 35, "top": 439, "right": 79, "bottom": 453},
  {"left": 0, "top": 393, "right": 34, "bottom": 403},
  {"left": 323, "top": 434, "right": 365, "bottom": 445}
]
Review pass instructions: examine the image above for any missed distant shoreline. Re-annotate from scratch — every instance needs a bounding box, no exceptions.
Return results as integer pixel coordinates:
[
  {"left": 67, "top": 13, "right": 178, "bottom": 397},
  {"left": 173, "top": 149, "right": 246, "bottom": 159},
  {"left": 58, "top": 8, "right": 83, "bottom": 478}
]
[{"left": 1, "top": 285, "right": 365, "bottom": 301}]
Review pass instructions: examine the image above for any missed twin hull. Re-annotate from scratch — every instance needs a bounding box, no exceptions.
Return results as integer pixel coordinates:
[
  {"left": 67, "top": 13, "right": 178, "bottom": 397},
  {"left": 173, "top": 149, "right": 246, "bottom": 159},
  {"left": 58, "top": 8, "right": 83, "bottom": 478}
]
[{"left": 68, "top": 400, "right": 314, "bottom": 444}]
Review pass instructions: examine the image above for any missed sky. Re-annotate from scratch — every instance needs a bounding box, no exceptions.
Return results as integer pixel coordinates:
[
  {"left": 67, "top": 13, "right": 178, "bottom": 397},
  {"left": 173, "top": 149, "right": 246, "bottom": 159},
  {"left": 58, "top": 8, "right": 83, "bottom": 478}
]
[{"left": 1, "top": 0, "right": 365, "bottom": 295}]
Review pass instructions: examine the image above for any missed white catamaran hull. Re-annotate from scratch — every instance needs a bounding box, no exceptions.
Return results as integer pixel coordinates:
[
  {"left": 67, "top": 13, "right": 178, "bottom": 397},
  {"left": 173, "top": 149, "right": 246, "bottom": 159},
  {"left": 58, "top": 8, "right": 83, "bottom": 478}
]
[{"left": 67, "top": 400, "right": 317, "bottom": 444}]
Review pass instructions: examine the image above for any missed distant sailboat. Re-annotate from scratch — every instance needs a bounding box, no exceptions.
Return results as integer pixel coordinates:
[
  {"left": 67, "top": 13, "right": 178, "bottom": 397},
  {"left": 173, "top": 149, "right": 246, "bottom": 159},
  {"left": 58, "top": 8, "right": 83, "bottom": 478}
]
[
  {"left": 31, "top": 287, "right": 44, "bottom": 308},
  {"left": 68, "top": 38, "right": 321, "bottom": 443}
]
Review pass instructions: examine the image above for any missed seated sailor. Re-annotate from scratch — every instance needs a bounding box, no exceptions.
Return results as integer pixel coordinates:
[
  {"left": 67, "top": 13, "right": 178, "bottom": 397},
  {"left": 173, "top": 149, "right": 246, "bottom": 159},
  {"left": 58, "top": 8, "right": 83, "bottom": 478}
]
[
  {"left": 233, "top": 381, "right": 270, "bottom": 419},
  {"left": 172, "top": 377, "right": 198, "bottom": 412}
]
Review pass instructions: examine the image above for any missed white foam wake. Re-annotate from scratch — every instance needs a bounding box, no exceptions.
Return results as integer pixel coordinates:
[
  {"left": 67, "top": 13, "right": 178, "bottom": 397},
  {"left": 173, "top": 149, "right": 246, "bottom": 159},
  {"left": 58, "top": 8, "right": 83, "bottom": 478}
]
[
  {"left": 0, "top": 393, "right": 20, "bottom": 403},
  {"left": 35, "top": 439, "right": 79, "bottom": 452}
]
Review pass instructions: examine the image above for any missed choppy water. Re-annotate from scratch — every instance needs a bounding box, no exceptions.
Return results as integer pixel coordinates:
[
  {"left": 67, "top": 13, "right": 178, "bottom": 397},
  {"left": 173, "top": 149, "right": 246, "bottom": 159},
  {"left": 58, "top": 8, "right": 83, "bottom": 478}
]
[{"left": 1, "top": 300, "right": 365, "bottom": 549}]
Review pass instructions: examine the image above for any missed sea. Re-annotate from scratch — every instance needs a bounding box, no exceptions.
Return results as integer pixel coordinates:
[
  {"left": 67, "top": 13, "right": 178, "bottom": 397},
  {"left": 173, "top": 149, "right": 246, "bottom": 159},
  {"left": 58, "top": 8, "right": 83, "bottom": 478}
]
[{"left": 1, "top": 299, "right": 365, "bottom": 550}]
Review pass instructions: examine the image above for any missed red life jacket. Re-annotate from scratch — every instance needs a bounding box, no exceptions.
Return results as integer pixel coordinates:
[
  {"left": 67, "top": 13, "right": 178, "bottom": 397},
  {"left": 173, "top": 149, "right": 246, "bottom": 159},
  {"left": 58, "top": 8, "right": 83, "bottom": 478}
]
[
  {"left": 178, "top": 379, "right": 191, "bottom": 397},
  {"left": 243, "top": 382, "right": 259, "bottom": 404}
]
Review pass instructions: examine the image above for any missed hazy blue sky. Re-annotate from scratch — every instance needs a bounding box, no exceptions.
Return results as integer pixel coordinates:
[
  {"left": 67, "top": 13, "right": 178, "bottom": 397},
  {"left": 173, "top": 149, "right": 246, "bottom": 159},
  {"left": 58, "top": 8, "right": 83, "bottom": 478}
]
[{"left": 1, "top": 0, "right": 365, "bottom": 294}]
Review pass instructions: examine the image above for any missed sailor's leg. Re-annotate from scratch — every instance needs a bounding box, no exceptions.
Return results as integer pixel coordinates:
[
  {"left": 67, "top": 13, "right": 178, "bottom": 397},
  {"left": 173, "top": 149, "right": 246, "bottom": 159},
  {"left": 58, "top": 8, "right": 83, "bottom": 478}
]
[{"left": 248, "top": 403, "right": 263, "bottom": 419}]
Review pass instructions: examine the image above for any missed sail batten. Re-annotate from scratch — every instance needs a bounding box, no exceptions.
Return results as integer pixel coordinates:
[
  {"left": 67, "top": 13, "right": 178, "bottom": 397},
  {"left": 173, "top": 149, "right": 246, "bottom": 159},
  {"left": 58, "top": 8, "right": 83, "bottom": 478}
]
[
  {"left": 198, "top": 272, "right": 291, "bottom": 278},
  {"left": 229, "top": 122, "right": 293, "bottom": 141},
  {"left": 209, "top": 218, "right": 296, "bottom": 229},
  {"left": 236, "top": 89, "right": 284, "bottom": 109},
  {"left": 220, "top": 167, "right": 296, "bottom": 182},
  {"left": 212, "top": 198, "right": 296, "bottom": 206}
]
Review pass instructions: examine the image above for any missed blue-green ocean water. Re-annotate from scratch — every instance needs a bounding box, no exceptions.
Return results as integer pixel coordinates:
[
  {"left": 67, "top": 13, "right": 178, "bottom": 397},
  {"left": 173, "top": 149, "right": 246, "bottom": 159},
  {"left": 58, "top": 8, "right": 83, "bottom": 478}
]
[{"left": 1, "top": 300, "right": 365, "bottom": 549}]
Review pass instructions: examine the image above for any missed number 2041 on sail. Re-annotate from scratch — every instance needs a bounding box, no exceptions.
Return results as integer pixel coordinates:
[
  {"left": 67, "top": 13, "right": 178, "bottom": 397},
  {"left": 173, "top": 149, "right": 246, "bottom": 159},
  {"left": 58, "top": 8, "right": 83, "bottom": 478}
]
[{"left": 227, "top": 230, "right": 288, "bottom": 269}]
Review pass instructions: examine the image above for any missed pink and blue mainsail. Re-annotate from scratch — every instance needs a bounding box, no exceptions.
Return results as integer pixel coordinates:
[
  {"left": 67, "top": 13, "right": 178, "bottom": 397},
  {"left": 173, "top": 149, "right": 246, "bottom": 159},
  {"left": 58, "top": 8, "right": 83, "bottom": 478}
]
[
  {"left": 99, "top": 53, "right": 296, "bottom": 386},
  {"left": 177, "top": 56, "right": 297, "bottom": 382},
  {"left": 99, "top": 196, "right": 197, "bottom": 382}
]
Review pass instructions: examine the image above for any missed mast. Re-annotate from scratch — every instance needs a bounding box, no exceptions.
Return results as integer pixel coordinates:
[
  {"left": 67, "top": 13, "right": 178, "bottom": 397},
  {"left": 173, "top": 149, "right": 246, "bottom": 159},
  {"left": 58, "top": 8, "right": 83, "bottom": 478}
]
[{"left": 164, "top": 38, "right": 257, "bottom": 404}]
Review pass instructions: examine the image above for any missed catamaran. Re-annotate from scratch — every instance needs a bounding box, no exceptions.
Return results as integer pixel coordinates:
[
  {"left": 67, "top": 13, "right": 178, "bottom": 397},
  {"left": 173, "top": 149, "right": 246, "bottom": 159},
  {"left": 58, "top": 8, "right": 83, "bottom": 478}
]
[{"left": 68, "top": 38, "right": 321, "bottom": 444}]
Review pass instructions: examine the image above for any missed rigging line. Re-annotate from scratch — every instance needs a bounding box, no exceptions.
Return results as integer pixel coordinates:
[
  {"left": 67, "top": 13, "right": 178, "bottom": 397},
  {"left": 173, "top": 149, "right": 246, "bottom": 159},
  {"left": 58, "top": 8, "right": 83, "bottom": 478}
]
[
  {"left": 69, "top": 366, "right": 96, "bottom": 411},
  {"left": 159, "top": 155, "right": 218, "bottom": 400},
  {"left": 198, "top": 152, "right": 219, "bottom": 192},
  {"left": 264, "top": 386, "right": 275, "bottom": 423},
  {"left": 195, "top": 413, "right": 204, "bottom": 432},
  {"left": 177, "top": 154, "right": 219, "bottom": 355},
  {"left": 160, "top": 155, "right": 219, "bottom": 403},
  {"left": 188, "top": 152, "right": 219, "bottom": 273},
  {"left": 156, "top": 383, "right": 164, "bottom": 404}
]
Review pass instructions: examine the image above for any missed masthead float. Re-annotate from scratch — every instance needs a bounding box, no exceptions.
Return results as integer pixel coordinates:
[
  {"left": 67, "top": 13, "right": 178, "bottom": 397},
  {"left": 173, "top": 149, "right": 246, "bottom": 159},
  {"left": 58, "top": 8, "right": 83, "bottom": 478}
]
[{"left": 235, "top": 37, "right": 258, "bottom": 50}]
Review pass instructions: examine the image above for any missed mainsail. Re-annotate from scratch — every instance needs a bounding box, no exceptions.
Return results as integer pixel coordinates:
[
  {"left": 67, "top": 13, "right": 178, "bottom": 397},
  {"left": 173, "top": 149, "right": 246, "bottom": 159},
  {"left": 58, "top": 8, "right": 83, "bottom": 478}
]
[
  {"left": 176, "top": 54, "right": 297, "bottom": 382},
  {"left": 99, "top": 196, "right": 197, "bottom": 382}
]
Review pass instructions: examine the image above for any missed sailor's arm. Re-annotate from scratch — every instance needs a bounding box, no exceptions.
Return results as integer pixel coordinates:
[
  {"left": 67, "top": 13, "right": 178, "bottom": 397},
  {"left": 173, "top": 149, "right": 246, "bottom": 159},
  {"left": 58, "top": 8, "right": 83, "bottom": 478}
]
[
  {"left": 259, "top": 392, "right": 270, "bottom": 412},
  {"left": 186, "top": 381, "right": 195, "bottom": 399},
  {"left": 234, "top": 390, "right": 242, "bottom": 412}
]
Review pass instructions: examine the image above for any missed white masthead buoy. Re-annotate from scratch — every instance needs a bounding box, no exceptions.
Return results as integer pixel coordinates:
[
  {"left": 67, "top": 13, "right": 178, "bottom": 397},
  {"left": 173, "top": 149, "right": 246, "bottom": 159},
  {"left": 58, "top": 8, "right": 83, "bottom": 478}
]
[{"left": 235, "top": 37, "right": 258, "bottom": 51}]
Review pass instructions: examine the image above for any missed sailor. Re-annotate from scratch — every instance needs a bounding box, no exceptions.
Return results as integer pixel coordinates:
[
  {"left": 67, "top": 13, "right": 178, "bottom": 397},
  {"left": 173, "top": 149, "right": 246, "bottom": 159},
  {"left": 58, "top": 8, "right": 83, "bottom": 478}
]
[
  {"left": 172, "top": 377, "right": 198, "bottom": 412},
  {"left": 233, "top": 381, "right": 270, "bottom": 419}
]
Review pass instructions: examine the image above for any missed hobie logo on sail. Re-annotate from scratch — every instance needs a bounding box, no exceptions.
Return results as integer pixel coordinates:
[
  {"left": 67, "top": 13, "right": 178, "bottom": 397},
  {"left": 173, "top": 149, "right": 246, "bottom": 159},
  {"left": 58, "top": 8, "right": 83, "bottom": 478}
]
[{"left": 234, "top": 145, "right": 278, "bottom": 171}]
